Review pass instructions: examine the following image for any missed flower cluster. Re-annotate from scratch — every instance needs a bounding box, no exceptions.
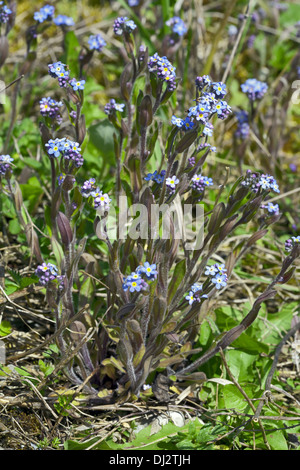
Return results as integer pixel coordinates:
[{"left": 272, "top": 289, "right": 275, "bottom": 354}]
[
  {"left": 45, "top": 138, "right": 83, "bottom": 168},
  {"left": 48, "top": 61, "right": 85, "bottom": 92},
  {"left": 35, "top": 262, "right": 58, "bottom": 285},
  {"left": 235, "top": 110, "right": 250, "bottom": 140},
  {"left": 48, "top": 61, "right": 70, "bottom": 87},
  {"left": 34, "top": 4, "right": 55, "bottom": 23},
  {"left": 166, "top": 16, "right": 187, "bottom": 36},
  {"left": 122, "top": 262, "right": 158, "bottom": 293},
  {"left": 191, "top": 174, "right": 213, "bottom": 193},
  {"left": 39, "top": 97, "right": 63, "bottom": 120},
  {"left": 0, "top": 154, "right": 13, "bottom": 176},
  {"left": 36, "top": 262, "right": 66, "bottom": 289},
  {"left": 80, "top": 178, "right": 97, "bottom": 196},
  {"left": 261, "top": 201, "right": 280, "bottom": 215},
  {"left": 104, "top": 99, "right": 125, "bottom": 116},
  {"left": 172, "top": 74, "right": 231, "bottom": 134},
  {"left": 80, "top": 179, "right": 111, "bottom": 210},
  {"left": 185, "top": 263, "right": 228, "bottom": 305},
  {"left": 241, "top": 78, "right": 268, "bottom": 101},
  {"left": 113, "top": 17, "right": 137, "bottom": 36},
  {"left": 144, "top": 170, "right": 166, "bottom": 184},
  {"left": 88, "top": 34, "right": 106, "bottom": 51},
  {"left": 205, "top": 263, "right": 228, "bottom": 290},
  {"left": 53, "top": 15, "right": 74, "bottom": 27},
  {"left": 241, "top": 170, "right": 280, "bottom": 193},
  {"left": 285, "top": 236, "right": 300, "bottom": 252},
  {"left": 148, "top": 53, "right": 177, "bottom": 91},
  {"left": 0, "top": 1, "right": 12, "bottom": 23},
  {"left": 185, "top": 283, "right": 208, "bottom": 305}
]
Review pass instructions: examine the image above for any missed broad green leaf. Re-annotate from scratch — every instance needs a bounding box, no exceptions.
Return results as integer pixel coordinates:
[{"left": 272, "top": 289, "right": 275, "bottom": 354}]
[
  {"left": 279, "top": 3, "right": 300, "bottom": 26},
  {"left": 255, "top": 429, "right": 289, "bottom": 451},
  {"left": 22, "top": 157, "right": 43, "bottom": 170},
  {"left": 222, "top": 384, "right": 250, "bottom": 412},
  {"left": 88, "top": 119, "right": 116, "bottom": 166},
  {"left": 20, "top": 177, "right": 44, "bottom": 214},
  {"left": 8, "top": 218, "right": 22, "bottom": 235},
  {"left": 266, "top": 430, "right": 288, "bottom": 450},
  {"left": 225, "top": 350, "right": 257, "bottom": 382},
  {"left": 232, "top": 332, "right": 269, "bottom": 354},
  {"left": 0, "top": 320, "right": 12, "bottom": 337},
  {"left": 4, "top": 279, "right": 19, "bottom": 295},
  {"left": 264, "top": 302, "right": 297, "bottom": 344}
]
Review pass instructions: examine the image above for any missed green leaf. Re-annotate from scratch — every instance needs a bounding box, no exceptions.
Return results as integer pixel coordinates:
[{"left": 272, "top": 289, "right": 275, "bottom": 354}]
[
  {"left": 61, "top": 30, "right": 80, "bottom": 75},
  {"left": 167, "top": 259, "right": 186, "bottom": 304},
  {"left": 267, "top": 430, "right": 288, "bottom": 450},
  {"left": 269, "top": 42, "right": 296, "bottom": 70},
  {"left": 169, "top": 420, "right": 228, "bottom": 450},
  {"left": 8, "top": 218, "right": 22, "bottom": 235},
  {"left": 0, "top": 320, "right": 12, "bottom": 337},
  {"left": 51, "top": 237, "right": 64, "bottom": 269},
  {"left": 88, "top": 119, "right": 116, "bottom": 165},
  {"left": 264, "top": 302, "right": 296, "bottom": 344},
  {"left": 80, "top": 275, "right": 94, "bottom": 305},
  {"left": 222, "top": 384, "right": 249, "bottom": 412},
  {"left": 256, "top": 429, "right": 289, "bottom": 451},
  {"left": 279, "top": 3, "right": 300, "bottom": 26},
  {"left": 7, "top": 269, "right": 22, "bottom": 285},
  {"left": 4, "top": 279, "right": 19, "bottom": 295},
  {"left": 232, "top": 332, "right": 269, "bottom": 355},
  {"left": 20, "top": 176, "right": 44, "bottom": 213},
  {"left": 22, "top": 157, "right": 43, "bottom": 170},
  {"left": 0, "top": 194, "right": 16, "bottom": 218},
  {"left": 117, "top": 421, "right": 180, "bottom": 450},
  {"left": 38, "top": 359, "right": 54, "bottom": 377},
  {"left": 225, "top": 350, "right": 257, "bottom": 382}
]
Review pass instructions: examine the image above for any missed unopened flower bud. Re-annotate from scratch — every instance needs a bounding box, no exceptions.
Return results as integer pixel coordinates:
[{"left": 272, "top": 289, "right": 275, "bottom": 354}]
[
  {"left": 57, "top": 211, "right": 73, "bottom": 247},
  {"left": 139, "top": 95, "right": 153, "bottom": 129}
]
